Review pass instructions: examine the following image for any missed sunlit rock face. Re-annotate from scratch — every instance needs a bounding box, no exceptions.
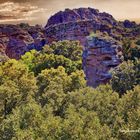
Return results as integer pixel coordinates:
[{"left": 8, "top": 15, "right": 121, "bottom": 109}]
[
  {"left": 0, "top": 24, "right": 46, "bottom": 59},
  {"left": 46, "top": 8, "right": 116, "bottom": 27}
]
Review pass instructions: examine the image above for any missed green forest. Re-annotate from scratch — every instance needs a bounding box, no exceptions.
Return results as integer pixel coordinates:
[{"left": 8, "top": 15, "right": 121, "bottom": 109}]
[{"left": 0, "top": 40, "right": 140, "bottom": 140}]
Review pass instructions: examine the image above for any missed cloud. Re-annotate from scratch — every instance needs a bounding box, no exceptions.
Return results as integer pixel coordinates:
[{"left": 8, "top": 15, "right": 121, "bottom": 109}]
[
  {"left": 0, "top": 0, "right": 140, "bottom": 25},
  {"left": 0, "top": 1, "right": 47, "bottom": 23},
  {"left": 0, "top": 0, "right": 39, "bottom": 4}
]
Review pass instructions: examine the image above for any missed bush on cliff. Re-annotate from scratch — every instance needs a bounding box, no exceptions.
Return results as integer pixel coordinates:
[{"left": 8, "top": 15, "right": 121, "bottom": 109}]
[
  {"left": 122, "top": 39, "right": 140, "bottom": 61},
  {"left": 110, "top": 59, "right": 140, "bottom": 94},
  {"left": 43, "top": 40, "right": 83, "bottom": 61}
]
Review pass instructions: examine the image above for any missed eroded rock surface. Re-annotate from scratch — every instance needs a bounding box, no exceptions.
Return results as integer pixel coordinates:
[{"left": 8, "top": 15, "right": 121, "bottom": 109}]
[
  {"left": 45, "top": 8, "right": 120, "bottom": 46},
  {"left": 83, "top": 33, "right": 123, "bottom": 87},
  {"left": 44, "top": 7, "right": 140, "bottom": 87},
  {"left": 45, "top": 8, "right": 125, "bottom": 87},
  {"left": 0, "top": 24, "right": 46, "bottom": 59}
]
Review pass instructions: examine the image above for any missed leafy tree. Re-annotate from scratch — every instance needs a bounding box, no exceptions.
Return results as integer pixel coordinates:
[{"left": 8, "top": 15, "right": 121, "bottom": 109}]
[
  {"left": 21, "top": 52, "right": 82, "bottom": 75},
  {"left": 20, "top": 49, "right": 38, "bottom": 71},
  {"left": 43, "top": 40, "right": 83, "bottom": 61},
  {"left": 122, "top": 39, "right": 140, "bottom": 61},
  {"left": 33, "top": 54, "right": 82, "bottom": 75},
  {"left": 110, "top": 60, "right": 140, "bottom": 94},
  {"left": 69, "top": 70, "right": 86, "bottom": 91},
  {"left": 61, "top": 105, "right": 112, "bottom": 140},
  {"left": 117, "top": 85, "right": 140, "bottom": 140},
  {"left": 36, "top": 66, "right": 86, "bottom": 107},
  {"left": 21, "top": 40, "right": 83, "bottom": 75},
  {"left": 0, "top": 99, "right": 63, "bottom": 140},
  {"left": 0, "top": 59, "right": 37, "bottom": 119}
]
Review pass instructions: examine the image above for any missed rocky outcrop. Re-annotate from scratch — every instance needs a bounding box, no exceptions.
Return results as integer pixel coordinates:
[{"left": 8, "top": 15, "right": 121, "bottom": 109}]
[
  {"left": 0, "top": 7, "right": 140, "bottom": 87},
  {"left": 45, "top": 8, "right": 125, "bottom": 87},
  {"left": 0, "top": 24, "right": 46, "bottom": 59},
  {"left": 44, "top": 7, "right": 140, "bottom": 87},
  {"left": 45, "top": 8, "right": 120, "bottom": 46},
  {"left": 83, "top": 33, "right": 123, "bottom": 87},
  {"left": 45, "top": 8, "right": 140, "bottom": 44},
  {"left": 46, "top": 8, "right": 117, "bottom": 27}
]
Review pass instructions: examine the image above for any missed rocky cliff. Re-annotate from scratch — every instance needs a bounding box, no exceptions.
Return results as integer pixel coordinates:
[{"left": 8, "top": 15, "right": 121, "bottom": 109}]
[
  {"left": 45, "top": 8, "right": 140, "bottom": 87},
  {"left": 45, "top": 8, "right": 140, "bottom": 44},
  {"left": 83, "top": 33, "right": 123, "bottom": 87},
  {"left": 0, "top": 7, "right": 140, "bottom": 87},
  {"left": 45, "top": 8, "right": 119, "bottom": 46},
  {"left": 0, "top": 24, "right": 46, "bottom": 59}
]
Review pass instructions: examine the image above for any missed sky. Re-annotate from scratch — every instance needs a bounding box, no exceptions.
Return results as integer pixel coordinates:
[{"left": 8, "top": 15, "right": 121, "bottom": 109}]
[{"left": 0, "top": 0, "right": 140, "bottom": 25}]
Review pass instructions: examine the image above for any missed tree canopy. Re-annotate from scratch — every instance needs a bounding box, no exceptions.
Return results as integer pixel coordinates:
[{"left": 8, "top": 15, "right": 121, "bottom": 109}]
[{"left": 0, "top": 40, "right": 140, "bottom": 140}]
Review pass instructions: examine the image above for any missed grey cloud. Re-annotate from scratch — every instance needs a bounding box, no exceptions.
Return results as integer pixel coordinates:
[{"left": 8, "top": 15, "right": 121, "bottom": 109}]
[{"left": 0, "top": 1, "right": 47, "bottom": 23}]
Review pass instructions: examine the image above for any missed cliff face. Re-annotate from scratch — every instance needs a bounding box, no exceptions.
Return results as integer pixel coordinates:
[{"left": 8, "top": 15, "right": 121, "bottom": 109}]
[
  {"left": 45, "top": 8, "right": 124, "bottom": 87},
  {"left": 45, "top": 8, "right": 140, "bottom": 87},
  {"left": 46, "top": 8, "right": 116, "bottom": 27},
  {"left": 0, "top": 24, "right": 46, "bottom": 59},
  {"left": 83, "top": 33, "right": 123, "bottom": 87},
  {"left": 45, "top": 8, "right": 119, "bottom": 46}
]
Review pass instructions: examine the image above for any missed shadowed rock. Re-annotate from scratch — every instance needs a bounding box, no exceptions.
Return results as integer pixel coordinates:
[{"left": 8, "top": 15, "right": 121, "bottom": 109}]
[
  {"left": 0, "top": 24, "right": 46, "bottom": 59},
  {"left": 83, "top": 33, "right": 123, "bottom": 87}
]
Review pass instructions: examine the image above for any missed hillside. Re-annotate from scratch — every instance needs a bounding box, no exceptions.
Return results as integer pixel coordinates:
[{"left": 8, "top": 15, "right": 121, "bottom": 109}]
[
  {"left": 0, "top": 7, "right": 140, "bottom": 87},
  {"left": 0, "top": 7, "right": 140, "bottom": 140}
]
